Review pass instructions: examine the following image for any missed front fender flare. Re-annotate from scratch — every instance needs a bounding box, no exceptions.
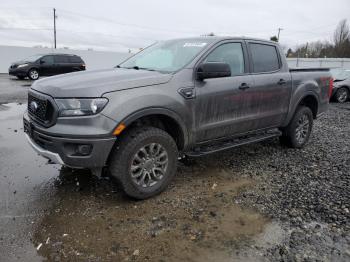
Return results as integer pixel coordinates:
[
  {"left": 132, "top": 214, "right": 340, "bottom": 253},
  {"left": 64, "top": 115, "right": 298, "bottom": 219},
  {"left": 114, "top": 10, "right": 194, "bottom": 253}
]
[{"left": 117, "top": 107, "right": 190, "bottom": 149}]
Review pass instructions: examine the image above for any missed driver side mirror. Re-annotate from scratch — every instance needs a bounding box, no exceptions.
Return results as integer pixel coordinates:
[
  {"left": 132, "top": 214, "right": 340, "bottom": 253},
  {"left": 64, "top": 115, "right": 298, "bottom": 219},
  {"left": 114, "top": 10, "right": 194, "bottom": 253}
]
[
  {"left": 40, "top": 60, "right": 45, "bottom": 64},
  {"left": 196, "top": 62, "right": 231, "bottom": 81}
]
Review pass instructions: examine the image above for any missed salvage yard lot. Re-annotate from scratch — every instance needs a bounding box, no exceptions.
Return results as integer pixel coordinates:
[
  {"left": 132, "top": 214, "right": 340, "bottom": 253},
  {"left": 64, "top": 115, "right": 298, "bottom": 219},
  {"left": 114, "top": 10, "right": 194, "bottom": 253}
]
[{"left": 0, "top": 74, "right": 349, "bottom": 261}]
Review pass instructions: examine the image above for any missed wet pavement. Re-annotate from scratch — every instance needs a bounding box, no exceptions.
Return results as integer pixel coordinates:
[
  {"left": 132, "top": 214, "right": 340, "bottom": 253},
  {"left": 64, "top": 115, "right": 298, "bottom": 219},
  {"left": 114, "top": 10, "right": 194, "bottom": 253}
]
[
  {"left": 0, "top": 74, "right": 33, "bottom": 104},
  {"left": 0, "top": 103, "right": 59, "bottom": 261}
]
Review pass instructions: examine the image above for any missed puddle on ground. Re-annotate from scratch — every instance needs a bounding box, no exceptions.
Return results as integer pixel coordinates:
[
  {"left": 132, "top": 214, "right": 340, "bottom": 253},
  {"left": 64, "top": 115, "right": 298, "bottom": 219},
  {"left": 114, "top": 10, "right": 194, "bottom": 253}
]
[{"left": 33, "top": 166, "right": 269, "bottom": 261}]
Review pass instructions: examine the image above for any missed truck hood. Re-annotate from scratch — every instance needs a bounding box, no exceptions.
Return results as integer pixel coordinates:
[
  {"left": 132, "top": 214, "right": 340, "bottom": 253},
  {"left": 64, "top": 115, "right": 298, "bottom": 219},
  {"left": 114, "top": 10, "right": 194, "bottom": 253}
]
[{"left": 31, "top": 68, "right": 173, "bottom": 97}]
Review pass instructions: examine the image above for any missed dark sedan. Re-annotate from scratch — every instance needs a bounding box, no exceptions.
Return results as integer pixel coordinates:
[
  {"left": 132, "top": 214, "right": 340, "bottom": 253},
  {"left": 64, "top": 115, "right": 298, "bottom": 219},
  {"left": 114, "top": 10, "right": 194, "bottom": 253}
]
[
  {"left": 330, "top": 68, "right": 350, "bottom": 103},
  {"left": 9, "top": 53, "right": 86, "bottom": 80}
]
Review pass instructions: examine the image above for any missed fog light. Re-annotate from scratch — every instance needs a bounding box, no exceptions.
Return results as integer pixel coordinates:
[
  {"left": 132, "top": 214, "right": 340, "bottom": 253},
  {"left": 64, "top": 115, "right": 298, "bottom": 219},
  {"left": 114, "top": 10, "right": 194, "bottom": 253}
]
[{"left": 76, "top": 144, "right": 92, "bottom": 156}]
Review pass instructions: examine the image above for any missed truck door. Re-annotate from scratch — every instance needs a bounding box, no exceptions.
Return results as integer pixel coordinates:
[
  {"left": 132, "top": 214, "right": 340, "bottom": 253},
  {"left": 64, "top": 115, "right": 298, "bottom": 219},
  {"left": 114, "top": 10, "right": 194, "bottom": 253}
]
[
  {"left": 246, "top": 41, "right": 292, "bottom": 129},
  {"left": 194, "top": 41, "right": 255, "bottom": 142}
]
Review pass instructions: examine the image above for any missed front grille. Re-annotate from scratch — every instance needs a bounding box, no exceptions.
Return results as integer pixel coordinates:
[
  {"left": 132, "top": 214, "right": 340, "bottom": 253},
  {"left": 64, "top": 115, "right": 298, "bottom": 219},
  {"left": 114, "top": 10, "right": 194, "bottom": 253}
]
[
  {"left": 28, "top": 92, "right": 56, "bottom": 126},
  {"left": 28, "top": 94, "right": 48, "bottom": 120}
]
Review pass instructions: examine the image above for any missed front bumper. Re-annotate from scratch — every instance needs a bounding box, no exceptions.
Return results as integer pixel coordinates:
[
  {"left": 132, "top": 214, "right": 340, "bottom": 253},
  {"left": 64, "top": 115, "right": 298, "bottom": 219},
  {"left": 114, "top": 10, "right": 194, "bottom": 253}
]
[
  {"left": 24, "top": 112, "right": 117, "bottom": 168},
  {"left": 9, "top": 67, "right": 28, "bottom": 77}
]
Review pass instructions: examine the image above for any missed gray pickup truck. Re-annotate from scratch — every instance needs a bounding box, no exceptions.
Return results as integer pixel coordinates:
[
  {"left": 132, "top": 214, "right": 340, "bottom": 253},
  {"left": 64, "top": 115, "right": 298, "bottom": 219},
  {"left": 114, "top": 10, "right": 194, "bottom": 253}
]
[{"left": 24, "top": 37, "right": 333, "bottom": 199}]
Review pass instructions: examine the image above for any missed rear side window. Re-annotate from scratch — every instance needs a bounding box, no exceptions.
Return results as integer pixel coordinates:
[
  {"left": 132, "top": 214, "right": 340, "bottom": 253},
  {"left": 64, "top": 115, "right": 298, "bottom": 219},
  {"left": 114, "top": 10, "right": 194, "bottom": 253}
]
[
  {"left": 54, "top": 55, "right": 70, "bottom": 63},
  {"left": 249, "top": 43, "right": 280, "bottom": 73},
  {"left": 40, "top": 55, "right": 54, "bottom": 64},
  {"left": 68, "top": 56, "right": 83, "bottom": 63},
  {"left": 204, "top": 43, "right": 245, "bottom": 75}
]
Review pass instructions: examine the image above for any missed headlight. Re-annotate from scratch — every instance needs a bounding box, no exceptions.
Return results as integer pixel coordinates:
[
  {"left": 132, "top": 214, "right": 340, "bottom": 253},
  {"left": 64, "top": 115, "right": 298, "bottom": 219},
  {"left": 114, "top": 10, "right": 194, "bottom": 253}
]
[
  {"left": 55, "top": 98, "right": 108, "bottom": 117},
  {"left": 17, "top": 63, "right": 29, "bottom": 68}
]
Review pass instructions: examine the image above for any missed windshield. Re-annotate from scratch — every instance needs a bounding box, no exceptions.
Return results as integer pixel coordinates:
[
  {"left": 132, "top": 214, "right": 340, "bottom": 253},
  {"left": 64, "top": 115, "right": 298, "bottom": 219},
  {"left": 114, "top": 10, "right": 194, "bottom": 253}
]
[
  {"left": 330, "top": 68, "right": 350, "bottom": 80},
  {"left": 24, "top": 54, "right": 43, "bottom": 62},
  {"left": 119, "top": 39, "right": 212, "bottom": 73}
]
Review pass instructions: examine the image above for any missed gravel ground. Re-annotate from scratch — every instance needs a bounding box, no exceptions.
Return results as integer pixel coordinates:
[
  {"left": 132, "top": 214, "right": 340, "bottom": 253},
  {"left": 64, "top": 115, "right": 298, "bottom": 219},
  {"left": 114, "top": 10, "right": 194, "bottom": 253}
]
[{"left": 232, "top": 102, "right": 350, "bottom": 261}]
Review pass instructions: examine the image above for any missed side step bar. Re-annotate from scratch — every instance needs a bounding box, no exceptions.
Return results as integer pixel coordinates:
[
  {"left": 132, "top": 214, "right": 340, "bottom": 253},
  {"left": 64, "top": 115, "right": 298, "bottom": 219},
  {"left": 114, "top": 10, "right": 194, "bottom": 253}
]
[{"left": 186, "top": 130, "right": 282, "bottom": 157}]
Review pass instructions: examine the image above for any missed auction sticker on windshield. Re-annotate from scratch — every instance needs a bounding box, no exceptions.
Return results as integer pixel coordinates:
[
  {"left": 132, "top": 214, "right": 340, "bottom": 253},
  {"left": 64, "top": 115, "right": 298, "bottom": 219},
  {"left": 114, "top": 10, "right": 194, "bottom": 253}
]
[{"left": 183, "top": 42, "right": 207, "bottom": 47}]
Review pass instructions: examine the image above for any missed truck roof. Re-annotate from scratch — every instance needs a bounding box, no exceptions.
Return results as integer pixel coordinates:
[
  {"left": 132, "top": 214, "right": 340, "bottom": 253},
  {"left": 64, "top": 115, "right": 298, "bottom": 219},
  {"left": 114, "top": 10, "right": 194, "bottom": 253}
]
[
  {"left": 37, "top": 53, "right": 80, "bottom": 57},
  {"left": 172, "top": 36, "right": 278, "bottom": 45}
]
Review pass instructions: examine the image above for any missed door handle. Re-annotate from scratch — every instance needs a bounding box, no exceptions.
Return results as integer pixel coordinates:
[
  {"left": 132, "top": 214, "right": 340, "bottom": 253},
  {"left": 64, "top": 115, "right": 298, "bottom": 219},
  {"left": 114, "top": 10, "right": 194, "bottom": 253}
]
[
  {"left": 238, "top": 83, "right": 250, "bottom": 90},
  {"left": 278, "top": 79, "right": 287, "bottom": 85}
]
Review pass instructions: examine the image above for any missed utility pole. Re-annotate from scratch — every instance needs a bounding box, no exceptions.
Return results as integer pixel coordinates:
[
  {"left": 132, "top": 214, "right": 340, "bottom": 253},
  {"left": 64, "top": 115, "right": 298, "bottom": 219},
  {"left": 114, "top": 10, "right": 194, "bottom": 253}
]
[
  {"left": 53, "top": 8, "right": 57, "bottom": 49},
  {"left": 277, "top": 28, "right": 283, "bottom": 41}
]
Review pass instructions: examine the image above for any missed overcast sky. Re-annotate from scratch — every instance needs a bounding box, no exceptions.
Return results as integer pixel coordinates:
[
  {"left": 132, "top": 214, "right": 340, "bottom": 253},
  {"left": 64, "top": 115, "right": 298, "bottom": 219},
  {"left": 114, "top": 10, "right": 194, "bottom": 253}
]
[{"left": 0, "top": 0, "right": 349, "bottom": 52}]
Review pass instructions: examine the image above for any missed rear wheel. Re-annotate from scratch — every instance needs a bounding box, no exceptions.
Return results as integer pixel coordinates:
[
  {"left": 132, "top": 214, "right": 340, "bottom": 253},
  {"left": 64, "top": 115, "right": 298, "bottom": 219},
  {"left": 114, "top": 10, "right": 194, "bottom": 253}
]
[
  {"left": 109, "top": 126, "right": 178, "bottom": 199},
  {"left": 279, "top": 106, "right": 313, "bottom": 148},
  {"left": 335, "top": 87, "right": 349, "bottom": 103},
  {"left": 28, "top": 69, "right": 39, "bottom": 80}
]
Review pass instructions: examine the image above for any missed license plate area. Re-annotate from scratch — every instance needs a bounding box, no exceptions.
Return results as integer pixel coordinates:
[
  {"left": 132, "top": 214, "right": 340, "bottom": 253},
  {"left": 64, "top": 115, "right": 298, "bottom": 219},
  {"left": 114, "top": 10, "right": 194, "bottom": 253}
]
[{"left": 24, "top": 118, "right": 34, "bottom": 138}]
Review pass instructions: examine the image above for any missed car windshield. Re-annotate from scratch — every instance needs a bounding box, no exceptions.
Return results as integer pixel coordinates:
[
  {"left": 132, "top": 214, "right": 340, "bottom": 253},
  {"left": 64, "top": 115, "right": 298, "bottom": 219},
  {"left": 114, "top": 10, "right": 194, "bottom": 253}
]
[
  {"left": 330, "top": 68, "right": 350, "bottom": 81},
  {"left": 119, "top": 39, "right": 213, "bottom": 73},
  {"left": 24, "top": 54, "right": 43, "bottom": 62}
]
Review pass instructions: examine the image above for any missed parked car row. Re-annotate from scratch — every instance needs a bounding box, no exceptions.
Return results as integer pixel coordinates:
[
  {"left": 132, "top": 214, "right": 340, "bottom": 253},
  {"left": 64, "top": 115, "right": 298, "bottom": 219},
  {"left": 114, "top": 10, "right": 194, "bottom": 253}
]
[{"left": 9, "top": 53, "right": 85, "bottom": 80}]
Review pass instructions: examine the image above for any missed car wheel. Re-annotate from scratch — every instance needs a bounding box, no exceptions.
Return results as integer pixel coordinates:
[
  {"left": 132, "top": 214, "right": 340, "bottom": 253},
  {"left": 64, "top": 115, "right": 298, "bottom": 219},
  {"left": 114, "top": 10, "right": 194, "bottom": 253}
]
[
  {"left": 109, "top": 126, "right": 178, "bottom": 199},
  {"left": 28, "top": 69, "right": 39, "bottom": 80},
  {"left": 280, "top": 106, "right": 313, "bottom": 148},
  {"left": 335, "top": 87, "right": 349, "bottom": 103},
  {"left": 17, "top": 76, "right": 25, "bottom": 80}
]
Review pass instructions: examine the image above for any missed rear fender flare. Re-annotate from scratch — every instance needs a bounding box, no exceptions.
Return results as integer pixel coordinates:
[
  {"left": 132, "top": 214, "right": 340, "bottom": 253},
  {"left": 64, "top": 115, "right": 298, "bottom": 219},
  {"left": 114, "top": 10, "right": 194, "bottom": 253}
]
[{"left": 283, "top": 91, "right": 319, "bottom": 126}]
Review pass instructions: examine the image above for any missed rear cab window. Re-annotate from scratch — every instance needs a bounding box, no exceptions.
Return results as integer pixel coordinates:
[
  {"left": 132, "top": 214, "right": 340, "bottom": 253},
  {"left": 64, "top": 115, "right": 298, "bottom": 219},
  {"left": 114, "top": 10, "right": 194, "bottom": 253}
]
[{"left": 249, "top": 43, "right": 281, "bottom": 73}]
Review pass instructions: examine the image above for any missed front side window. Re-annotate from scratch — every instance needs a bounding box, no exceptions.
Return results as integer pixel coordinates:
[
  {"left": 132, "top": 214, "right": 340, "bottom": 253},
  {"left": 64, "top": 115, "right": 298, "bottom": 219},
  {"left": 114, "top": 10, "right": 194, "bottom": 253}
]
[
  {"left": 249, "top": 43, "right": 280, "bottom": 73},
  {"left": 204, "top": 43, "right": 245, "bottom": 75},
  {"left": 119, "top": 39, "right": 214, "bottom": 73},
  {"left": 40, "top": 56, "right": 54, "bottom": 65}
]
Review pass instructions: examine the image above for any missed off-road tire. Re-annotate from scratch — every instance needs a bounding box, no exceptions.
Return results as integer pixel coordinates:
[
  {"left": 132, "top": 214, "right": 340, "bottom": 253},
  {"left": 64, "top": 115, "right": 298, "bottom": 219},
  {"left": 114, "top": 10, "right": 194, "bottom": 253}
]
[
  {"left": 109, "top": 126, "right": 178, "bottom": 199},
  {"left": 279, "top": 106, "right": 313, "bottom": 148}
]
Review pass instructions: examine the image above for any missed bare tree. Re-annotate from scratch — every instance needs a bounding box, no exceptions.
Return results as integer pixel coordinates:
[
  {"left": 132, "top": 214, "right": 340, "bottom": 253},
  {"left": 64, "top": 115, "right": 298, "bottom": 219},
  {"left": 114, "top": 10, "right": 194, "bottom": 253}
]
[{"left": 333, "top": 19, "right": 350, "bottom": 57}]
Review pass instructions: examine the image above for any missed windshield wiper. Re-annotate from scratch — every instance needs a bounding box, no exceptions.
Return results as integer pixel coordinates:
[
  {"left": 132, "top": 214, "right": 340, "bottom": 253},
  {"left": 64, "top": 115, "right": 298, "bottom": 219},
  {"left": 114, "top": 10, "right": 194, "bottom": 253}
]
[{"left": 121, "top": 66, "right": 156, "bottom": 71}]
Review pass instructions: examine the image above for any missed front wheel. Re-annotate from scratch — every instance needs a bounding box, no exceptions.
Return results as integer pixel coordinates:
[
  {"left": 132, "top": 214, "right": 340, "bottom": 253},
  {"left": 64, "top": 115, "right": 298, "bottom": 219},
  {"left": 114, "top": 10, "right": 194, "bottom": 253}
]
[
  {"left": 335, "top": 87, "right": 349, "bottom": 103},
  {"left": 280, "top": 106, "right": 313, "bottom": 148},
  {"left": 109, "top": 126, "right": 178, "bottom": 199},
  {"left": 28, "top": 68, "right": 39, "bottom": 80}
]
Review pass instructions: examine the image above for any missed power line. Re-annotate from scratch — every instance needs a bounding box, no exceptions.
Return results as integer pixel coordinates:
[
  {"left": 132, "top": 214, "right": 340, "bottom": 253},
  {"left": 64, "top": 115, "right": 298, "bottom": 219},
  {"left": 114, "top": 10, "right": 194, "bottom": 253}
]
[{"left": 57, "top": 8, "right": 203, "bottom": 35}]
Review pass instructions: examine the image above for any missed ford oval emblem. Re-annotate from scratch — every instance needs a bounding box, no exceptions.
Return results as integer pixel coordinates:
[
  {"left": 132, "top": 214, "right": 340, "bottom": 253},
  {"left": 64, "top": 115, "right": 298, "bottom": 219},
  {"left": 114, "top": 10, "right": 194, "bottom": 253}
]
[{"left": 30, "top": 101, "right": 38, "bottom": 112}]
